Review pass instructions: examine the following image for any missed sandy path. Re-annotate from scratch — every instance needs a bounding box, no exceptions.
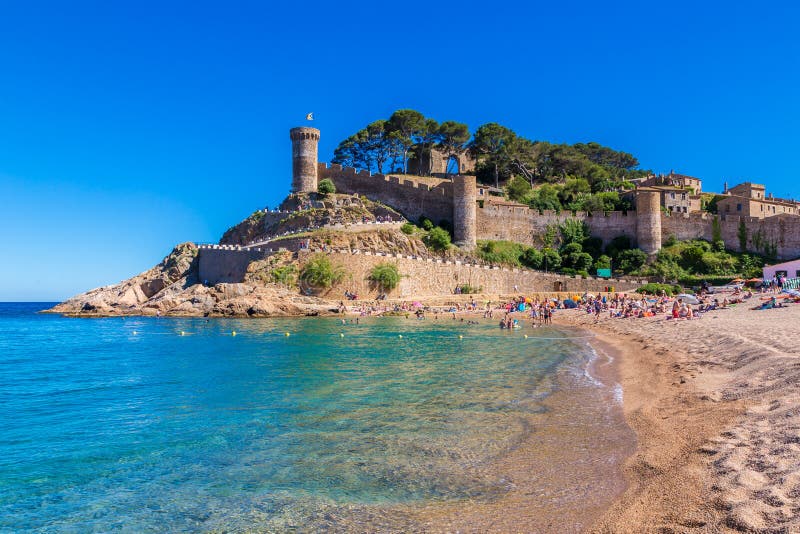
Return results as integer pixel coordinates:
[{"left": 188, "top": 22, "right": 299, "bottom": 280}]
[{"left": 560, "top": 302, "right": 800, "bottom": 532}]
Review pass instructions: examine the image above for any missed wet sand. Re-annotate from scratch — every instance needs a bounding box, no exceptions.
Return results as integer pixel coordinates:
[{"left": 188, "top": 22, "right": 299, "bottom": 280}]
[
  {"left": 288, "top": 326, "right": 637, "bottom": 533},
  {"left": 561, "top": 302, "right": 800, "bottom": 532},
  {"left": 407, "top": 336, "right": 636, "bottom": 533}
]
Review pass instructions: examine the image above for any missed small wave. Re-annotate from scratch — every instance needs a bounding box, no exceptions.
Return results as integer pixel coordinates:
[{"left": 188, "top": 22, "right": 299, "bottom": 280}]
[{"left": 577, "top": 343, "right": 624, "bottom": 406}]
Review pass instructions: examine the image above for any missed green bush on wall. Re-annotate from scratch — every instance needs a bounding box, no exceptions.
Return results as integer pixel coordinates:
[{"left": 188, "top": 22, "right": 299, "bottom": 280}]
[
  {"left": 300, "top": 254, "right": 344, "bottom": 288},
  {"left": 367, "top": 263, "right": 400, "bottom": 291}
]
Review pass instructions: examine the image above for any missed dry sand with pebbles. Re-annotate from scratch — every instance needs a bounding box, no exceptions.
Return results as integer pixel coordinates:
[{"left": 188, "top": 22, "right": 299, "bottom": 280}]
[{"left": 561, "top": 299, "right": 800, "bottom": 532}]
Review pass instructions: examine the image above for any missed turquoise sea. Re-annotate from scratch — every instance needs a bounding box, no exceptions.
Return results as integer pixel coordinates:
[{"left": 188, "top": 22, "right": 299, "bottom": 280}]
[{"left": 0, "top": 303, "right": 631, "bottom": 532}]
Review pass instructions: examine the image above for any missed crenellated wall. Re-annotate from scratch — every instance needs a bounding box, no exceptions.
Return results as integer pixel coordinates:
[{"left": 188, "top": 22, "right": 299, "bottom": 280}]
[
  {"left": 306, "top": 251, "right": 644, "bottom": 298},
  {"left": 198, "top": 247, "right": 274, "bottom": 284},
  {"left": 476, "top": 204, "right": 637, "bottom": 247},
  {"left": 317, "top": 162, "right": 800, "bottom": 260},
  {"left": 319, "top": 163, "right": 454, "bottom": 225}
]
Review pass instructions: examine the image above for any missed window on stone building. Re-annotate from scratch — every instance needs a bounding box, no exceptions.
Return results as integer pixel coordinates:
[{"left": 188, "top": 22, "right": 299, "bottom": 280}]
[{"left": 737, "top": 203, "right": 742, "bottom": 211}]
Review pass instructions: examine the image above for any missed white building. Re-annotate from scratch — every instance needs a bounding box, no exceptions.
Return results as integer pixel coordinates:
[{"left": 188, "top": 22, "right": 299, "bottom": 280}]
[{"left": 762, "top": 258, "right": 800, "bottom": 280}]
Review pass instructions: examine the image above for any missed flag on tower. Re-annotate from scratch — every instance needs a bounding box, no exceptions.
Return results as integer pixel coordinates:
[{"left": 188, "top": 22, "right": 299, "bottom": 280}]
[{"left": 306, "top": 113, "right": 314, "bottom": 121}]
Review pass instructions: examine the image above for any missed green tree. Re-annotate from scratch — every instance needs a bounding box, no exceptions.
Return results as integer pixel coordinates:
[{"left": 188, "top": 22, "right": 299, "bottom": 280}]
[
  {"left": 605, "top": 235, "right": 632, "bottom": 258},
  {"left": 300, "top": 254, "right": 345, "bottom": 288},
  {"left": 521, "top": 247, "right": 543, "bottom": 269},
  {"left": 386, "top": 109, "right": 426, "bottom": 173},
  {"left": 368, "top": 263, "right": 401, "bottom": 291},
  {"left": 426, "top": 227, "right": 451, "bottom": 250},
  {"left": 400, "top": 222, "right": 415, "bottom": 235},
  {"left": 561, "top": 241, "right": 583, "bottom": 256},
  {"left": 594, "top": 254, "right": 612, "bottom": 270},
  {"left": 680, "top": 243, "right": 710, "bottom": 271},
  {"left": 738, "top": 219, "right": 748, "bottom": 252},
  {"left": 506, "top": 176, "right": 532, "bottom": 202},
  {"left": 317, "top": 178, "right": 336, "bottom": 195},
  {"left": 436, "top": 121, "right": 470, "bottom": 176},
  {"left": 529, "top": 184, "right": 562, "bottom": 212},
  {"left": 559, "top": 178, "right": 591, "bottom": 206},
  {"left": 568, "top": 252, "right": 594, "bottom": 271},
  {"left": 559, "top": 219, "right": 589, "bottom": 246},
  {"left": 711, "top": 216, "right": 722, "bottom": 242},
  {"left": 410, "top": 118, "right": 441, "bottom": 176},
  {"left": 541, "top": 248, "right": 562, "bottom": 271},
  {"left": 617, "top": 249, "right": 647, "bottom": 273},
  {"left": 582, "top": 236, "right": 603, "bottom": 258},
  {"left": 470, "top": 123, "right": 516, "bottom": 188}
]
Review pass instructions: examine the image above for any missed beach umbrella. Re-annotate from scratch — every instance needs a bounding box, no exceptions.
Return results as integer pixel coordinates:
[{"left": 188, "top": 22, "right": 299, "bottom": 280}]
[{"left": 563, "top": 299, "right": 577, "bottom": 309}]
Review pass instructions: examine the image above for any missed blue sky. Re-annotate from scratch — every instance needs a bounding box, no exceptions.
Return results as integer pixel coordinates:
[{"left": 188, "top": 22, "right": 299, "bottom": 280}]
[{"left": 2, "top": 1, "right": 799, "bottom": 300}]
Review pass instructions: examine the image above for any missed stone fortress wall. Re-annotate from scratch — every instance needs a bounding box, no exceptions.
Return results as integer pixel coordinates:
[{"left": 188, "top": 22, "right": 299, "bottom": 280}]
[
  {"left": 319, "top": 161, "right": 800, "bottom": 260},
  {"left": 197, "top": 245, "right": 645, "bottom": 295},
  {"left": 318, "top": 163, "right": 454, "bottom": 226},
  {"left": 197, "top": 127, "right": 800, "bottom": 295}
]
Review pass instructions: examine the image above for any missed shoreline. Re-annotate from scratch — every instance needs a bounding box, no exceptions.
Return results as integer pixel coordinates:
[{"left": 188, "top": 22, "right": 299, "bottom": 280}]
[
  {"left": 402, "top": 324, "right": 636, "bottom": 532},
  {"left": 583, "top": 329, "right": 743, "bottom": 531},
  {"left": 34, "top": 301, "right": 800, "bottom": 529},
  {"left": 564, "top": 303, "right": 800, "bottom": 532}
]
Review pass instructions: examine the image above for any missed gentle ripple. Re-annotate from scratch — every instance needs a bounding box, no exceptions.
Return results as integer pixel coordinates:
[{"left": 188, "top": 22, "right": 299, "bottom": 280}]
[{"left": 0, "top": 303, "right": 608, "bottom": 532}]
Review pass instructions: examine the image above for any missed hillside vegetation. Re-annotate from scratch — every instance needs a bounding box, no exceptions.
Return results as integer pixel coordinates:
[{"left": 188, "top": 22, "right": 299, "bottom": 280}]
[
  {"left": 472, "top": 219, "right": 767, "bottom": 284},
  {"left": 332, "top": 109, "right": 647, "bottom": 214}
]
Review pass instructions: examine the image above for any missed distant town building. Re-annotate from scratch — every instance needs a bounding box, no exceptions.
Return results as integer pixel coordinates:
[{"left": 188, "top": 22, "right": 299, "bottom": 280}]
[
  {"left": 717, "top": 182, "right": 799, "bottom": 218},
  {"left": 633, "top": 171, "right": 703, "bottom": 214},
  {"left": 639, "top": 170, "right": 702, "bottom": 194}
]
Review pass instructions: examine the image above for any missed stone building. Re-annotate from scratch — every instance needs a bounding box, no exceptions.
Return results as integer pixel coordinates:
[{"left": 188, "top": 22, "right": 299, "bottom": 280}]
[
  {"left": 717, "top": 182, "right": 799, "bottom": 218},
  {"left": 629, "top": 185, "right": 701, "bottom": 214},
  {"left": 639, "top": 171, "right": 702, "bottom": 194},
  {"left": 290, "top": 126, "right": 320, "bottom": 193},
  {"left": 303, "top": 127, "right": 800, "bottom": 260},
  {"left": 407, "top": 147, "right": 476, "bottom": 177}
]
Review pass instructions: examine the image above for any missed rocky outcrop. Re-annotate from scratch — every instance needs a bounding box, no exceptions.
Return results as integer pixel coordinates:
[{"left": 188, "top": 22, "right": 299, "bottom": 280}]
[
  {"left": 220, "top": 193, "right": 403, "bottom": 246},
  {"left": 46, "top": 243, "right": 336, "bottom": 317}
]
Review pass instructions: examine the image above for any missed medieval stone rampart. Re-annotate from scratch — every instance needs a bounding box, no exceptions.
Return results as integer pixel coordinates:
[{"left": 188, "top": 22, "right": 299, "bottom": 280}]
[
  {"left": 198, "top": 245, "right": 645, "bottom": 296},
  {"left": 476, "top": 205, "right": 638, "bottom": 247},
  {"left": 198, "top": 246, "right": 274, "bottom": 284},
  {"left": 303, "top": 250, "right": 643, "bottom": 298},
  {"left": 317, "top": 161, "right": 800, "bottom": 260},
  {"left": 319, "top": 163, "right": 454, "bottom": 225}
]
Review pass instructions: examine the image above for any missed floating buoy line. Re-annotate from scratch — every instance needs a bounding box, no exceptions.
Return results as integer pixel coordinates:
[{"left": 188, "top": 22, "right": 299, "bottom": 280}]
[{"left": 123, "top": 330, "right": 597, "bottom": 341}]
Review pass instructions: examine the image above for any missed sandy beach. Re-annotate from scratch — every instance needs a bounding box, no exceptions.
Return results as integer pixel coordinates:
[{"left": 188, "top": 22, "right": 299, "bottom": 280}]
[{"left": 555, "top": 299, "right": 800, "bottom": 532}]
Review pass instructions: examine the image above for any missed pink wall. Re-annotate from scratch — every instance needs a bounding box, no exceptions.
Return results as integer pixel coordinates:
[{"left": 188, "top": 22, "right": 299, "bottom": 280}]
[{"left": 763, "top": 259, "right": 800, "bottom": 279}]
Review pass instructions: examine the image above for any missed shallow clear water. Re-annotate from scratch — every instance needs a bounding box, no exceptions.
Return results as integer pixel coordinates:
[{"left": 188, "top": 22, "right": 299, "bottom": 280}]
[{"left": 0, "top": 303, "right": 619, "bottom": 532}]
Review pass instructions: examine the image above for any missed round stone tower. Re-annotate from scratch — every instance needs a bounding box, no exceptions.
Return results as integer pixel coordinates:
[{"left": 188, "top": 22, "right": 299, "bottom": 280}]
[
  {"left": 289, "top": 127, "right": 320, "bottom": 193},
  {"left": 452, "top": 175, "right": 477, "bottom": 249},
  {"left": 636, "top": 191, "right": 662, "bottom": 255}
]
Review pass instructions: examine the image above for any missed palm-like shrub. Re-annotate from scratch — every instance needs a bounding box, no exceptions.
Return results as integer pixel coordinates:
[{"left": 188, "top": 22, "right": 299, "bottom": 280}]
[
  {"left": 300, "top": 254, "right": 344, "bottom": 288},
  {"left": 368, "top": 263, "right": 400, "bottom": 291}
]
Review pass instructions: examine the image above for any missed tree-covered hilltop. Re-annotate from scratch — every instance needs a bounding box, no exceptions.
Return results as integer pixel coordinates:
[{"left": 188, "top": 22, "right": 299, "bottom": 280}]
[{"left": 331, "top": 109, "right": 650, "bottom": 214}]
